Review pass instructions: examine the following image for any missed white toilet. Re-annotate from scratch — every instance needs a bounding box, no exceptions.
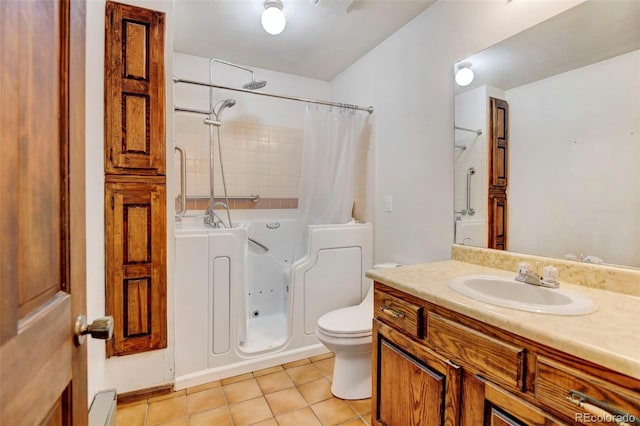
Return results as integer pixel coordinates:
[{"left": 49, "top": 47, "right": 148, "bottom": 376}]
[{"left": 316, "top": 263, "right": 401, "bottom": 400}]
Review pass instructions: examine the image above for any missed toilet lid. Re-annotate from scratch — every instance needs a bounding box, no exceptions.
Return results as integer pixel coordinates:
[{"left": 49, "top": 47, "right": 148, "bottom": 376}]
[{"left": 317, "top": 305, "right": 372, "bottom": 336}]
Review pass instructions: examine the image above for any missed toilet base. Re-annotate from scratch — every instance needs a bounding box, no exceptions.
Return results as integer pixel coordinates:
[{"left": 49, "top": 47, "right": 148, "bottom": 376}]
[{"left": 330, "top": 351, "right": 372, "bottom": 400}]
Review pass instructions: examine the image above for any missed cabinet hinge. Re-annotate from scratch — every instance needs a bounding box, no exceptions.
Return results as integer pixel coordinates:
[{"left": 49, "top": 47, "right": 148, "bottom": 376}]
[
  {"left": 109, "top": 147, "right": 113, "bottom": 163},
  {"left": 111, "top": 196, "right": 114, "bottom": 209}
]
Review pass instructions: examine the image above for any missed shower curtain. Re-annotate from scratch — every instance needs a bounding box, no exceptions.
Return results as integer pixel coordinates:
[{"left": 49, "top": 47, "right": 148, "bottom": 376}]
[{"left": 297, "top": 104, "right": 369, "bottom": 228}]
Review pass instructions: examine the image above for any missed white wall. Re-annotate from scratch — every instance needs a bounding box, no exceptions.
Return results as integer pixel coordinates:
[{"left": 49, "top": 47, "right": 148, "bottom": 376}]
[
  {"left": 507, "top": 49, "right": 640, "bottom": 266},
  {"left": 331, "top": 0, "right": 583, "bottom": 265},
  {"left": 85, "top": 0, "right": 176, "bottom": 398}
]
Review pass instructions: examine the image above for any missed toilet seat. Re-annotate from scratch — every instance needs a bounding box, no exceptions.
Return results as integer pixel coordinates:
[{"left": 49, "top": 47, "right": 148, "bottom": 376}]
[{"left": 317, "top": 305, "right": 372, "bottom": 338}]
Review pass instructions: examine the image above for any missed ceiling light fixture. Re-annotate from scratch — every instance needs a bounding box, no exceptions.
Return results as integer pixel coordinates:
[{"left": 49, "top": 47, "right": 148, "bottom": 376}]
[
  {"left": 262, "top": 0, "right": 286, "bottom": 35},
  {"left": 455, "top": 62, "right": 474, "bottom": 87}
]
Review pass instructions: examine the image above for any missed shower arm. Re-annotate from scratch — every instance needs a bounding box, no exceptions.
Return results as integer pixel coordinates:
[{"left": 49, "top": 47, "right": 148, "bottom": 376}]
[
  {"left": 210, "top": 58, "right": 257, "bottom": 82},
  {"left": 173, "top": 77, "right": 374, "bottom": 114}
]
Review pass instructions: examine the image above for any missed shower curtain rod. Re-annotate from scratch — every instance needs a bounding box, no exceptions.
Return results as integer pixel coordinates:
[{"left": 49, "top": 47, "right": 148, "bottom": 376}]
[{"left": 173, "top": 76, "right": 374, "bottom": 114}]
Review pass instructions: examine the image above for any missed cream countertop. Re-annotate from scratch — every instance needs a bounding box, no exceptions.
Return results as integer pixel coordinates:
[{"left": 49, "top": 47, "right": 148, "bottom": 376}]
[{"left": 366, "top": 260, "right": 640, "bottom": 380}]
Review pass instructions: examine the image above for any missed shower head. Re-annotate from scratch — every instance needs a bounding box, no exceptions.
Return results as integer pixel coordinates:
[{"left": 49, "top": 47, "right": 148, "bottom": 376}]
[
  {"left": 242, "top": 78, "right": 268, "bottom": 90},
  {"left": 213, "top": 98, "right": 236, "bottom": 121}
]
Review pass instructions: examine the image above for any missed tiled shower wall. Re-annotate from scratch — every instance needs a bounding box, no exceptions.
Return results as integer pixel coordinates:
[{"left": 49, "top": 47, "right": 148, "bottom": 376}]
[
  {"left": 174, "top": 111, "right": 371, "bottom": 218},
  {"left": 174, "top": 115, "right": 304, "bottom": 209}
]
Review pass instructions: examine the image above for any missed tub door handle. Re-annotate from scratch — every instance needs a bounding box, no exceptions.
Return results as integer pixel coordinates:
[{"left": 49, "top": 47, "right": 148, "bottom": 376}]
[{"left": 381, "top": 305, "right": 405, "bottom": 319}]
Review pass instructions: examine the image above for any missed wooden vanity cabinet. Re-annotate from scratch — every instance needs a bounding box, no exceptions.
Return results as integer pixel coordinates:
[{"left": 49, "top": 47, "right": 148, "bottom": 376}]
[{"left": 372, "top": 283, "right": 640, "bottom": 426}]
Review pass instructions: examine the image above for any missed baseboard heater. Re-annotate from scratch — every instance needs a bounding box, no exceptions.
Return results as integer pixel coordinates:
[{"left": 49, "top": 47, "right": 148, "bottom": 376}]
[{"left": 88, "top": 389, "right": 117, "bottom": 426}]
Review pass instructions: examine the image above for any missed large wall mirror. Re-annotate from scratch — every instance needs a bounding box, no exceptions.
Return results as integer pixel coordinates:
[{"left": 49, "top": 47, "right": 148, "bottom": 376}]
[{"left": 453, "top": 0, "right": 640, "bottom": 269}]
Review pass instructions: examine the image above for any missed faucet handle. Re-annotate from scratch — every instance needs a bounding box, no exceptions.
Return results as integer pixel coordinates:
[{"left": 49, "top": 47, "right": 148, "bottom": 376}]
[
  {"left": 516, "top": 262, "right": 531, "bottom": 276},
  {"left": 543, "top": 266, "right": 559, "bottom": 282}
]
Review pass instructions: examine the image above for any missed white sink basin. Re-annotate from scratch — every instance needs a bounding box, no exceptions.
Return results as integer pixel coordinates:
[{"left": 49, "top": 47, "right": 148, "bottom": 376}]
[{"left": 448, "top": 274, "right": 597, "bottom": 315}]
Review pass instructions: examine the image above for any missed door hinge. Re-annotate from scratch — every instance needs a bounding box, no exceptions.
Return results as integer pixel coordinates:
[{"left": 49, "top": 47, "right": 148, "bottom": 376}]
[
  {"left": 111, "top": 197, "right": 115, "bottom": 209},
  {"left": 109, "top": 147, "right": 113, "bottom": 163}
]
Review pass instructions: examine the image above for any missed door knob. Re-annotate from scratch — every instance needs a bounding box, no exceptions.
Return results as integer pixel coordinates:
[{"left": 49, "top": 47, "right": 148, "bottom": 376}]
[{"left": 74, "top": 315, "right": 114, "bottom": 346}]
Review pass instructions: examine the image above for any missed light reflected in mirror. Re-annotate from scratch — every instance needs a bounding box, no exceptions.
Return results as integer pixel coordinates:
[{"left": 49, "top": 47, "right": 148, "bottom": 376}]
[{"left": 453, "top": 0, "right": 640, "bottom": 269}]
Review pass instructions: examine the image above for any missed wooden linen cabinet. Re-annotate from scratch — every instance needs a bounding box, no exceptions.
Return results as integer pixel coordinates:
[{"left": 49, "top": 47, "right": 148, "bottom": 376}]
[
  {"left": 104, "top": 1, "right": 167, "bottom": 356},
  {"left": 488, "top": 97, "right": 509, "bottom": 250}
]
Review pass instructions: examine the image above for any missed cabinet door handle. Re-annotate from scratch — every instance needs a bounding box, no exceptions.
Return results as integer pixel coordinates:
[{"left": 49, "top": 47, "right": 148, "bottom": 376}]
[
  {"left": 381, "top": 305, "right": 405, "bottom": 319},
  {"left": 567, "top": 390, "right": 638, "bottom": 426}
]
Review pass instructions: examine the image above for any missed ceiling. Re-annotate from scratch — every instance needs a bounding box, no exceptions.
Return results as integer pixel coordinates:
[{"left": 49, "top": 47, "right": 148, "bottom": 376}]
[
  {"left": 173, "top": 0, "right": 436, "bottom": 81},
  {"left": 455, "top": 0, "right": 640, "bottom": 94}
]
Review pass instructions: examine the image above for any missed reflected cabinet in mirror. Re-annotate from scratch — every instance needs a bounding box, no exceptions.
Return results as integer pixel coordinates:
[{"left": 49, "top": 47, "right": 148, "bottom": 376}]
[{"left": 453, "top": 0, "right": 640, "bottom": 268}]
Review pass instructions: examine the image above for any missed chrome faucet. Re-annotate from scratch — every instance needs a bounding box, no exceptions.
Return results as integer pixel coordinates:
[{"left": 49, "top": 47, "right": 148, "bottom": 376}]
[
  {"left": 515, "top": 262, "right": 559, "bottom": 288},
  {"left": 204, "top": 202, "right": 229, "bottom": 228},
  {"left": 203, "top": 211, "right": 224, "bottom": 227}
]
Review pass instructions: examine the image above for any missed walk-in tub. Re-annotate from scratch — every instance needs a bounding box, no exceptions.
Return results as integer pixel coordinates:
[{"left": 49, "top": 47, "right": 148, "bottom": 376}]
[{"left": 174, "top": 216, "right": 372, "bottom": 389}]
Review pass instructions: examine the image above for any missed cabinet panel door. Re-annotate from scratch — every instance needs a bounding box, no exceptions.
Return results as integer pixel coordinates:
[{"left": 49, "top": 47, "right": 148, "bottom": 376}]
[
  {"left": 488, "top": 190, "right": 507, "bottom": 250},
  {"left": 374, "top": 320, "right": 461, "bottom": 426},
  {"left": 379, "top": 340, "right": 445, "bottom": 425},
  {"left": 105, "top": 181, "right": 167, "bottom": 356},
  {"left": 105, "top": 1, "right": 165, "bottom": 175},
  {"left": 489, "top": 97, "right": 508, "bottom": 188}
]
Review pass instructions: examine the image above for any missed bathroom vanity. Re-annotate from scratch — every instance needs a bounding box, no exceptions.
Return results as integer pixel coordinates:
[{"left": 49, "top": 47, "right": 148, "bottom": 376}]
[{"left": 368, "top": 258, "right": 640, "bottom": 426}]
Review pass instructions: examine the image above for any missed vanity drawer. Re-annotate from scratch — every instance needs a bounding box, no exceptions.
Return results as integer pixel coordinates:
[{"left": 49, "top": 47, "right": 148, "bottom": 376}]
[
  {"left": 374, "top": 289, "right": 424, "bottom": 339},
  {"left": 426, "top": 312, "right": 525, "bottom": 390},
  {"left": 535, "top": 357, "right": 640, "bottom": 425}
]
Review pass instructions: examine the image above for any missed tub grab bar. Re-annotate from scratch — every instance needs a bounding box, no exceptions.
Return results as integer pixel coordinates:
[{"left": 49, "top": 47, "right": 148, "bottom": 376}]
[
  {"left": 455, "top": 125, "right": 482, "bottom": 136},
  {"left": 466, "top": 167, "right": 476, "bottom": 216},
  {"left": 174, "top": 106, "right": 210, "bottom": 115},
  {"left": 184, "top": 194, "right": 260, "bottom": 203},
  {"left": 175, "top": 145, "right": 187, "bottom": 217},
  {"left": 249, "top": 237, "right": 269, "bottom": 252}
]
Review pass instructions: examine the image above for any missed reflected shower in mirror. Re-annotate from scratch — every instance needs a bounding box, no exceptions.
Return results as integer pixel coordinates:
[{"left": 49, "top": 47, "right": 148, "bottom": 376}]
[{"left": 453, "top": 0, "right": 640, "bottom": 268}]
